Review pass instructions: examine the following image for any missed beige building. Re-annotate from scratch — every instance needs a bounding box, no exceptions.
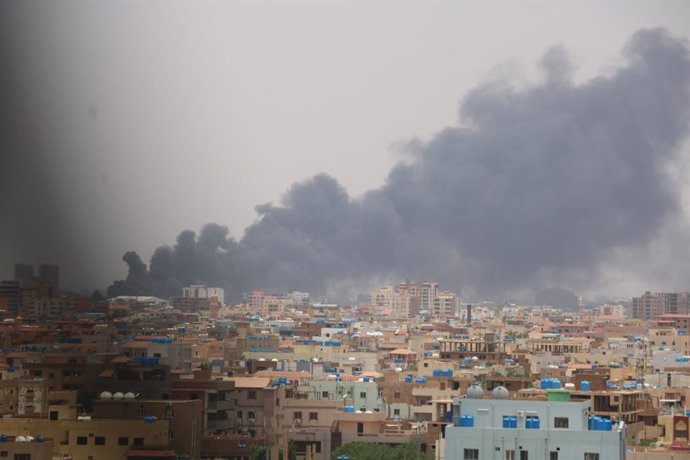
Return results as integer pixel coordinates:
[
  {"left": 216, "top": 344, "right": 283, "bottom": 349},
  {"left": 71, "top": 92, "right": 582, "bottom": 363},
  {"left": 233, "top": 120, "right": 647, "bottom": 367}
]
[
  {"left": 0, "top": 414, "right": 170, "bottom": 460},
  {"left": 0, "top": 379, "right": 47, "bottom": 417}
]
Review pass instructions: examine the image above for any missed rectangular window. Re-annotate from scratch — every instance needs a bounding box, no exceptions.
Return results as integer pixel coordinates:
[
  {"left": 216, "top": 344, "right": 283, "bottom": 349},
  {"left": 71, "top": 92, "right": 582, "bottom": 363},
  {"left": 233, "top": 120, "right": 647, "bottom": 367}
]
[
  {"left": 133, "top": 438, "right": 144, "bottom": 447},
  {"left": 49, "top": 411, "right": 58, "bottom": 421},
  {"left": 584, "top": 454, "right": 599, "bottom": 460},
  {"left": 394, "top": 408, "right": 400, "bottom": 416},
  {"left": 464, "top": 449, "right": 479, "bottom": 460},
  {"left": 322, "top": 391, "right": 329, "bottom": 398},
  {"left": 118, "top": 437, "right": 129, "bottom": 446},
  {"left": 95, "top": 436, "right": 105, "bottom": 445},
  {"left": 394, "top": 392, "right": 401, "bottom": 399},
  {"left": 237, "top": 410, "right": 243, "bottom": 419},
  {"left": 555, "top": 417, "right": 569, "bottom": 428},
  {"left": 248, "top": 390, "right": 257, "bottom": 400},
  {"left": 360, "top": 392, "right": 367, "bottom": 399},
  {"left": 76, "top": 436, "right": 87, "bottom": 445},
  {"left": 520, "top": 451, "right": 529, "bottom": 460},
  {"left": 550, "top": 452, "right": 558, "bottom": 460},
  {"left": 506, "top": 451, "right": 515, "bottom": 460},
  {"left": 309, "top": 412, "right": 318, "bottom": 421},
  {"left": 293, "top": 411, "right": 302, "bottom": 421}
]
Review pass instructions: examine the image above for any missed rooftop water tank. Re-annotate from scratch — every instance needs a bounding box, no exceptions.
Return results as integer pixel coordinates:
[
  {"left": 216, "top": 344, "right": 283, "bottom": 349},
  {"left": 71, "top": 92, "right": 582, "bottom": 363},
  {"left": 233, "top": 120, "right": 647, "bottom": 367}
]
[
  {"left": 99, "top": 391, "right": 113, "bottom": 400},
  {"left": 466, "top": 385, "right": 484, "bottom": 399},
  {"left": 491, "top": 386, "right": 509, "bottom": 400}
]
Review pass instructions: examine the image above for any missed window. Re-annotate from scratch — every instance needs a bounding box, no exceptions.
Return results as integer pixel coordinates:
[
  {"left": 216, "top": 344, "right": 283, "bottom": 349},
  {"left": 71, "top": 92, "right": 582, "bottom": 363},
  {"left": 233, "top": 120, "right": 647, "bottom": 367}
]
[
  {"left": 555, "top": 417, "right": 569, "bottom": 428},
  {"left": 584, "top": 454, "right": 599, "bottom": 460},
  {"left": 394, "top": 408, "right": 400, "bottom": 416},
  {"left": 322, "top": 391, "right": 329, "bottom": 398},
  {"left": 248, "top": 411, "right": 256, "bottom": 420},
  {"left": 506, "top": 451, "right": 515, "bottom": 460},
  {"left": 550, "top": 452, "right": 559, "bottom": 460},
  {"left": 248, "top": 391, "right": 257, "bottom": 400},
  {"left": 95, "top": 436, "right": 105, "bottom": 445},
  {"left": 169, "top": 431, "right": 174, "bottom": 440},
  {"left": 360, "top": 392, "right": 367, "bottom": 399},
  {"left": 464, "top": 449, "right": 479, "bottom": 460},
  {"left": 293, "top": 411, "right": 302, "bottom": 421},
  {"left": 13, "top": 455, "right": 30, "bottom": 460},
  {"left": 394, "top": 392, "right": 401, "bottom": 399},
  {"left": 76, "top": 436, "right": 87, "bottom": 445},
  {"left": 520, "top": 451, "right": 529, "bottom": 460},
  {"left": 137, "top": 407, "right": 146, "bottom": 416},
  {"left": 133, "top": 438, "right": 144, "bottom": 447},
  {"left": 309, "top": 412, "right": 318, "bottom": 421},
  {"left": 118, "top": 437, "right": 129, "bottom": 446}
]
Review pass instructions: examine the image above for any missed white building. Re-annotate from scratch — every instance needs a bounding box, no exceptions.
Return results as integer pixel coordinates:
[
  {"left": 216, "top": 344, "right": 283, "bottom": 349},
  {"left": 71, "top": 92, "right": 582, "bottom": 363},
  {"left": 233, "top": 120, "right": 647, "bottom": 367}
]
[
  {"left": 182, "top": 284, "right": 225, "bottom": 304},
  {"left": 443, "top": 387, "right": 626, "bottom": 460}
]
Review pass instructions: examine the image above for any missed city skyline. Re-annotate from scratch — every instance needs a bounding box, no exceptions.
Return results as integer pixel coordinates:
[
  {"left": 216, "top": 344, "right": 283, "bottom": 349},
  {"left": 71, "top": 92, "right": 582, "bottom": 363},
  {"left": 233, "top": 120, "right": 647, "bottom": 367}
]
[{"left": 1, "top": 1, "right": 689, "bottom": 300}]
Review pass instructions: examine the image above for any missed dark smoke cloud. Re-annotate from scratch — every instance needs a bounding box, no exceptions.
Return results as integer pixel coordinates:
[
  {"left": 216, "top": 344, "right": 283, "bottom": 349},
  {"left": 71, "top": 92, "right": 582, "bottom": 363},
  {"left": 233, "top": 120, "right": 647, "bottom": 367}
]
[{"left": 108, "top": 29, "right": 690, "bottom": 302}]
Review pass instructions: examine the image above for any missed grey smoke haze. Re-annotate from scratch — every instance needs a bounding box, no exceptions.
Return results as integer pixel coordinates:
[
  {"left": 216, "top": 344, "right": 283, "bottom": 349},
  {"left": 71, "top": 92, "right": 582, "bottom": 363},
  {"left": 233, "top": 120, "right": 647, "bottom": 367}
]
[{"left": 106, "top": 29, "right": 690, "bottom": 302}]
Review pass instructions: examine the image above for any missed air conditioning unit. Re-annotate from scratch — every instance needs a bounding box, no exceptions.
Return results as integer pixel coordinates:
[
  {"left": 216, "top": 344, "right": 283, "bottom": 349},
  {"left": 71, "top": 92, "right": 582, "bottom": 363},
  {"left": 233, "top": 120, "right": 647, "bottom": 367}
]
[
  {"left": 248, "top": 418, "right": 256, "bottom": 424},
  {"left": 294, "top": 418, "right": 302, "bottom": 426}
]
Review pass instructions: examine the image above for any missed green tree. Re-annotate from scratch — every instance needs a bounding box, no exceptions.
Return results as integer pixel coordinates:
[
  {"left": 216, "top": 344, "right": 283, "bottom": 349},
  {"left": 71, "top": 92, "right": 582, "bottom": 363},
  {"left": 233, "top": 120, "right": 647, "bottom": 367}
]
[
  {"left": 331, "top": 442, "right": 432, "bottom": 460},
  {"left": 250, "top": 441, "right": 296, "bottom": 460}
]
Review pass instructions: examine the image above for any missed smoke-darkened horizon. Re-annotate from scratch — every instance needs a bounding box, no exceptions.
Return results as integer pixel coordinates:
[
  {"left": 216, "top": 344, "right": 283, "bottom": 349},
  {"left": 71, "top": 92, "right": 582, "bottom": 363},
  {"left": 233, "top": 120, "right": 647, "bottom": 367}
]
[{"left": 105, "top": 28, "right": 690, "bottom": 303}]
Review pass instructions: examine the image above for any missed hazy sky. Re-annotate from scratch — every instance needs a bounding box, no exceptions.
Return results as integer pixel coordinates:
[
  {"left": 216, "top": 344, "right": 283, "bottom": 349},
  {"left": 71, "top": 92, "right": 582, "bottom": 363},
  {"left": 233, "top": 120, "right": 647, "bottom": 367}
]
[{"left": 1, "top": 0, "right": 689, "bottom": 298}]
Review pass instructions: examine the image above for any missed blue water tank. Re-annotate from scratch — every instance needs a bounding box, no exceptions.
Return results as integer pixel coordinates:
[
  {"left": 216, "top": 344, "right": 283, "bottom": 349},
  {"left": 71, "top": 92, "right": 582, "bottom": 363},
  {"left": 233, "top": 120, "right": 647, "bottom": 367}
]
[
  {"left": 602, "top": 418, "right": 613, "bottom": 431},
  {"left": 459, "top": 415, "right": 475, "bottom": 427},
  {"left": 433, "top": 369, "right": 442, "bottom": 377},
  {"left": 540, "top": 379, "right": 549, "bottom": 389},
  {"left": 503, "top": 416, "right": 517, "bottom": 428},
  {"left": 143, "top": 416, "right": 158, "bottom": 423},
  {"left": 551, "top": 379, "right": 561, "bottom": 389},
  {"left": 36, "top": 435, "right": 45, "bottom": 443},
  {"left": 0, "top": 435, "right": 7, "bottom": 443},
  {"left": 581, "top": 380, "right": 590, "bottom": 391},
  {"left": 416, "top": 377, "right": 427, "bottom": 384},
  {"left": 526, "top": 417, "right": 540, "bottom": 429},
  {"left": 404, "top": 375, "right": 413, "bottom": 383},
  {"left": 445, "top": 369, "right": 453, "bottom": 377},
  {"left": 344, "top": 405, "right": 355, "bottom": 413}
]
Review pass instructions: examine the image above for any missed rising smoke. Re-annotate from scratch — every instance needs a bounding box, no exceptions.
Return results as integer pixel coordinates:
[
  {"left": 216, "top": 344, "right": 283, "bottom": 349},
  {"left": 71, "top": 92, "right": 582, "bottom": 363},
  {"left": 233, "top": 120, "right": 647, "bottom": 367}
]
[{"left": 108, "top": 29, "right": 690, "bottom": 303}]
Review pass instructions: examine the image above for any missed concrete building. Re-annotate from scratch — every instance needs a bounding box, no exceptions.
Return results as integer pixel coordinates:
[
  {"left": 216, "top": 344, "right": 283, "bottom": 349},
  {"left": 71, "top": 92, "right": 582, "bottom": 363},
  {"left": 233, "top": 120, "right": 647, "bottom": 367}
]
[
  {"left": 182, "top": 285, "right": 225, "bottom": 305},
  {"left": 93, "top": 397, "right": 203, "bottom": 460},
  {"left": 633, "top": 292, "right": 690, "bottom": 320},
  {"left": 433, "top": 292, "right": 461, "bottom": 319},
  {"left": 444, "top": 391, "right": 626, "bottom": 460}
]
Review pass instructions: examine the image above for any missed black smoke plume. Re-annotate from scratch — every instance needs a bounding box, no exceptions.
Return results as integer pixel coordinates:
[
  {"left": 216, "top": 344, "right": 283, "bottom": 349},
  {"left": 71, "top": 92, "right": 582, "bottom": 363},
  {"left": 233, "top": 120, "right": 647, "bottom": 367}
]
[{"left": 108, "top": 29, "right": 690, "bottom": 302}]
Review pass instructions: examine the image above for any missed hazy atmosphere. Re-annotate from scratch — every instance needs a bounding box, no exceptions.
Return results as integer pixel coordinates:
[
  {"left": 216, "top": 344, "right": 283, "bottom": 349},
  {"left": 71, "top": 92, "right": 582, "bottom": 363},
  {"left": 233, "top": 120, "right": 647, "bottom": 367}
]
[{"left": 1, "top": 1, "right": 689, "bottom": 302}]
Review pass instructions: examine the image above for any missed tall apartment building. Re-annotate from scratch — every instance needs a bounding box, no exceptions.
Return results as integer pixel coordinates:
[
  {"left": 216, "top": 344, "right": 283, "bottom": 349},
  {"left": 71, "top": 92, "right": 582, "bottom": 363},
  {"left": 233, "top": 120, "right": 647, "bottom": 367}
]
[
  {"left": 433, "top": 291, "right": 461, "bottom": 318},
  {"left": 182, "top": 285, "right": 225, "bottom": 305},
  {"left": 632, "top": 291, "right": 690, "bottom": 320},
  {"left": 398, "top": 280, "right": 439, "bottom": 311},
  {"left": 0, "top": 281, "right": 20, "bottom": 315}
]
